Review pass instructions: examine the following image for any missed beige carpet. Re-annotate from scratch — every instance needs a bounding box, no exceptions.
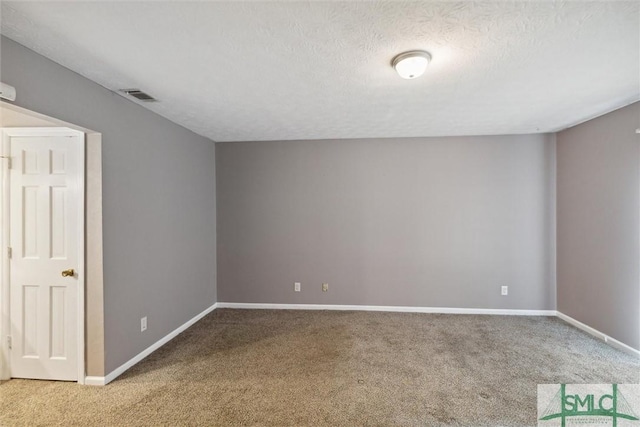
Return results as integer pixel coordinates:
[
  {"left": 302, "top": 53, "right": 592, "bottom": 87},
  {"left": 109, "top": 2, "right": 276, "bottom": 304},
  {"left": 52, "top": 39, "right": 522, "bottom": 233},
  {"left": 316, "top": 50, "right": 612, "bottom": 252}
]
[{"left": 1, "top": 309, "right": 638, "bottom": 426}]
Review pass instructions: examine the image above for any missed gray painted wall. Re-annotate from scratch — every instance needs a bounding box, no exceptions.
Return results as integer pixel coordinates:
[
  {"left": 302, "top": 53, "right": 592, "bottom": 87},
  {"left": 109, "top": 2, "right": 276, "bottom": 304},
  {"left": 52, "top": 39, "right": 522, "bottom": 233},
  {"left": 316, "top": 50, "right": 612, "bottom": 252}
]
[
  {"left": 557, "top": 102, "right": 640, "bottom": 350},
  {"left": 1, "top": 36, "right": 217, "bottom": 374},
  {"left": 217, "top": 135, "right": 556, "bottom": 310}
]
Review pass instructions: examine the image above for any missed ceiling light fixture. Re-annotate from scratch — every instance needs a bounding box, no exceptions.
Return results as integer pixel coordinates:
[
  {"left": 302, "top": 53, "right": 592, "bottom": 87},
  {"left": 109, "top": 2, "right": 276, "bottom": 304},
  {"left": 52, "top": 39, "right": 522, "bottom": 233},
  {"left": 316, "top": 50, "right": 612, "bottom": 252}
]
[{"left": 391, "top": 51, "right": 432, "bottom": 79}]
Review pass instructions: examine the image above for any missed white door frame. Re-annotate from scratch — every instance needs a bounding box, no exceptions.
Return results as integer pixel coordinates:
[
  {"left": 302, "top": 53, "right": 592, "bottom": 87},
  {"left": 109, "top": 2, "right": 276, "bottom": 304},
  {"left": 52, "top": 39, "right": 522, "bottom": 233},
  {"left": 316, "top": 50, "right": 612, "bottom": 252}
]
[{"left": 0, "top": 127, "right": 85, "bottom": 384}]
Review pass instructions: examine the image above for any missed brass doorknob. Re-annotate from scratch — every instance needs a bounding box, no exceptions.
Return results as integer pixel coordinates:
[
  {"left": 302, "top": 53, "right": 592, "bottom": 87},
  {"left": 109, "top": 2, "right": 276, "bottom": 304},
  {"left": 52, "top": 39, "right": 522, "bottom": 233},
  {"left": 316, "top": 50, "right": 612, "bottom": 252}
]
[{"left": 61, "top": 269, "right": 75, "bottom": 277}]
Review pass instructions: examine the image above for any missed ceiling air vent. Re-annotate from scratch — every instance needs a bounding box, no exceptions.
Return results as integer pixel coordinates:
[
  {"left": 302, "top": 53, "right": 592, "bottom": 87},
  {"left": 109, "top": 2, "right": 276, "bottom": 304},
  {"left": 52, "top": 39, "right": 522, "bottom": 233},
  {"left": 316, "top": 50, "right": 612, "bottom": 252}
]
[{"left": 120, "top": 89, "right": 157, "bottom": 102}]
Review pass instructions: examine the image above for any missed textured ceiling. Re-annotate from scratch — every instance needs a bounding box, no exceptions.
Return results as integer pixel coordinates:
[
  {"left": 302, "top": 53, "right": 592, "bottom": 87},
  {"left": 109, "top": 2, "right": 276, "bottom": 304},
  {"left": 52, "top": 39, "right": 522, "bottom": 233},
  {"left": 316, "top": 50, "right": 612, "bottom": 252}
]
[{"left": 1, "top": 1, "right": 639, "bottom": 142}]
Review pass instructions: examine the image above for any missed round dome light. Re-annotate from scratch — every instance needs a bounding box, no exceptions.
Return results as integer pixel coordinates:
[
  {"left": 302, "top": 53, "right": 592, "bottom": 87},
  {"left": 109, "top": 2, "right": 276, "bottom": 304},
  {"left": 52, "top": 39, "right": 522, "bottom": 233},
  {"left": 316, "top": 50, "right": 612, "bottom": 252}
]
[{"left": 391, "top": 51, "right": 432, "bottom": 79}]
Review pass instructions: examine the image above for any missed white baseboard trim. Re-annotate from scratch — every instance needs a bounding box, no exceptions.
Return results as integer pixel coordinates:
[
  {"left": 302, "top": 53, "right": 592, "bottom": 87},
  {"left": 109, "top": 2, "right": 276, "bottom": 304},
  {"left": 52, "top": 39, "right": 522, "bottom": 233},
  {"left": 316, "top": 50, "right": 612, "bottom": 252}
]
[
  {"left": 556, "top": 311, "right": 640, "bottom": 357},
  {"left": 216, "top": 302, "right": 556, "bottom": 316},
  {"left": 83, "top": 303, "right": 637, "bottom": 387},
  {"left": 84, "top": 376, "right": 106, "bottom": 386},
  {"left": 85, "top": 303, "right": 218, "bottom": 386}
]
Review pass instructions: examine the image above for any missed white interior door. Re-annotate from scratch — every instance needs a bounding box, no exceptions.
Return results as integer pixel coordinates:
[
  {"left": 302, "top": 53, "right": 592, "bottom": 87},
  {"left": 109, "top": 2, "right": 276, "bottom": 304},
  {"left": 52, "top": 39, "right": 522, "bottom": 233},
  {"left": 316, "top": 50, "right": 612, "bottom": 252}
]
[{"left": 4, "top": 128, "right": 83, "bottom": 381}]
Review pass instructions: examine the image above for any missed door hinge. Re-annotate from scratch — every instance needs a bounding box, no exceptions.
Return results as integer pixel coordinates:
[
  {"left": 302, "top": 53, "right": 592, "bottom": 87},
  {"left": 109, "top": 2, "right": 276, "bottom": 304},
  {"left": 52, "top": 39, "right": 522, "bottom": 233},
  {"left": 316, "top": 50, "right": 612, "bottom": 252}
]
[
  {"left": 7, "top": 336, "right": 11, "bottom": 350},
  {"left": 1, "top": 156, "right": 10, "bottom": 169},
  {"left": 7, "top": 247, "right": 11, "bottom": 259}
]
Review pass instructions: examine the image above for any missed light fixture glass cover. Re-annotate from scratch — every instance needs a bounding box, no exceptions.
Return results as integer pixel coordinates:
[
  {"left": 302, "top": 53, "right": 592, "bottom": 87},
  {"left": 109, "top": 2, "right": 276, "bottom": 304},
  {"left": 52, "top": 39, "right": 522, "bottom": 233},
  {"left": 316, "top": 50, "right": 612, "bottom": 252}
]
[{"left": 392, "top": 51, "right": 432, "bottom": 79}]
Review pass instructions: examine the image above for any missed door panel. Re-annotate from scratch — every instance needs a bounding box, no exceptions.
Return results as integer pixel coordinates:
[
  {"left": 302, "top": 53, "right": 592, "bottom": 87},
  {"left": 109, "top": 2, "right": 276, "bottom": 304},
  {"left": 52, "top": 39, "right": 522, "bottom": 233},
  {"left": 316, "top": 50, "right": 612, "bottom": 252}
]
[{"left": 8, "top": 131, "right": 81, "bottom": 381}]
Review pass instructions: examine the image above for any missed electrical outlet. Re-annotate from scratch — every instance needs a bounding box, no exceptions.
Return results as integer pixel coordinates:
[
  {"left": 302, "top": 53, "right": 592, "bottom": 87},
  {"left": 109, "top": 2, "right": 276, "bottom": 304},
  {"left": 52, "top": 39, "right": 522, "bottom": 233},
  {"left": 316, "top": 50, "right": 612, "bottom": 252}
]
[
  {"left": 322, "top": 283, "right": 329, "bottom": 292},
  {"left": 141, "top": 316, "right": 147, "bottom": 332},
  {"left": 294, "top": 282, "right": 301, "bottom": 292},
  {"left": 501, "top": 286, "right": 508, "bottom": 296}
]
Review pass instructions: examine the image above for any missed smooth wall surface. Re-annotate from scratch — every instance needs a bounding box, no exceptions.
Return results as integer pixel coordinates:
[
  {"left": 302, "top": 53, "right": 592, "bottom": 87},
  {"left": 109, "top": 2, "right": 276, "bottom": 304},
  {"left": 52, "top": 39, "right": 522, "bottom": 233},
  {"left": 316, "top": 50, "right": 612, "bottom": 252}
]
[
  {"left": 0, "top": 105, "right": 59, "bottom": 126},
  {"left": 1, "top": 36, "right": 217, "bottom": 374},
  {"left": 557, "top": 102, "right": 640, "bottom": 350},
  {"left": 217, "top": 135, "right": 556, "bottom": 310}
]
